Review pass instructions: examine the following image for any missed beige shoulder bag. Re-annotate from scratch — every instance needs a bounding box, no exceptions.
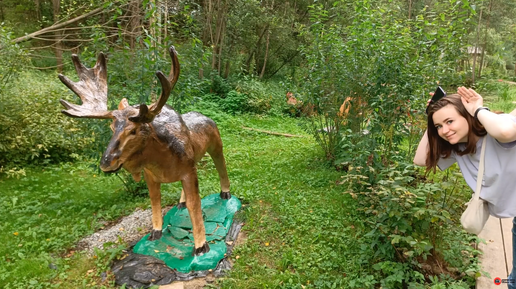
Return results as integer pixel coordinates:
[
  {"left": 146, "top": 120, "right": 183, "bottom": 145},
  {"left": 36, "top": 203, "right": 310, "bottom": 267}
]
[{"left": 460, "top": 137, "right": 489, "bottom": 235}]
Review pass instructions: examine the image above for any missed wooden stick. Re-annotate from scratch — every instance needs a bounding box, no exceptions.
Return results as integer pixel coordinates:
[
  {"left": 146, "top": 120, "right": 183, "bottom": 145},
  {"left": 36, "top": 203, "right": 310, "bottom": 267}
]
[{"left": 241, "top": 126, "right": 304, "bottom": 138}]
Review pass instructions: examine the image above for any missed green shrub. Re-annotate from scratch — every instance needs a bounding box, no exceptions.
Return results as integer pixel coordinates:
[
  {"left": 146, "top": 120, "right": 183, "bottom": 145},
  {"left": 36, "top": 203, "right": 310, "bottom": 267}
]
[
  {"left": 0, "top": 71, "right": 95, "bottom": 171},
  {"left": 222, "top": 90, "right": 249, "bottom": 114},
  {"left": 234, "top": 77, "right": 286, "bottom": 115},
  {"left": 0, "top": 25, "right": 29, "bottom": 91},
  {"left": 340, "top": 163, "right": 479, "bottom": 286},
  {"left": 197, "top": 77, "right": 289, "bottom": 115},
  {"left": 205, "top": 73, "right": 233, "bottom": 96},
  {"left": 116, "top": 171, "right": 148, "bottom": 198},
  {"left": 497, "top": 83, "right": 516, "bottom": 101},
  {"left": 298, "top": 0, "right": 473, "bottom": 167}
]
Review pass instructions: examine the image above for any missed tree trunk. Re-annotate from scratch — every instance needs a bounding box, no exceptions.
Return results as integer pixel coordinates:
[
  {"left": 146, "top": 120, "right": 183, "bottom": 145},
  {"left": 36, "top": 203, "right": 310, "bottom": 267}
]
[
  {"left": 163, "top": 0, "right": 168, "bottom": 57},
  {"left": 408, "top": 0, "right": 412, "bottom": 19},
  {"left": 52, "top": 0, "right": 63, "bottom": 73},
  {"left": 34, "top": 0, "right": 41, "bottom": 22},
  {"left": 244, "top": 51, "right": 254, "bottom": 74},
  {"left": 223, "top": 59, "right": 230, "bottom": 78},
  {"left": 259, "top": 29, "right": 270, "bottom": 79},
  {"left": 129, "top": 0, "right": 142, "bottom": 50},
  {"left": 149, "top": 0, "right": 157, "bottom": 47},
  {"left": 479, "top": 0, "right": 493, "bottom": 78},
  {"left": 202, "top": 0, "right": 214, "bottom": 46},
  {"left": 0, "top": 0, "right": 4, "bottom": 22},
  {"left": 471, "top": 8, "right": 482, "bottom": 84},
  {"left": 217, "top": 15, "right": 226, "bottom": 74},
  {"left": 244, "top": 25, "right": 268, "bottom": 74},
  {"left": 259, "top": 0, "right": 274, "bottom": 78},
  {"left": 156, "top": 0, "right": 162, "bottom": 46},
  {"left": 211, "top": 0, "right": 225, "bottom": 71},
  {"left": 223, "top": 39, "right": 234, "bottom": 78},
  {"left": 199, "top": 66, "right": 204, "bottom": 79}
]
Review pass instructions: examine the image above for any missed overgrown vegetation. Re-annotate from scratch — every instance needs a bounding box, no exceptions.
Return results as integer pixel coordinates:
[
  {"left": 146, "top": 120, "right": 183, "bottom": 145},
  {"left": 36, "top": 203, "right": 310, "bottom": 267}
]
[
  {"left": 298, "top": 0, "right": 471, "bottom": 166},
  {"left": 0, "top": 70, "right": 95, "bottom": 172},
  {"left": 2, "top": 0, "right": 516, "bottom": 287}
]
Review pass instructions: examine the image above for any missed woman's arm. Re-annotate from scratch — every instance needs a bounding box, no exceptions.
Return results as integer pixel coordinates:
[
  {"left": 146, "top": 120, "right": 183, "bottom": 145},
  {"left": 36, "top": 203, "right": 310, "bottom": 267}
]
[
  {"left": 413, "top": 130, "right": 428, "bottom": 166},
  {"left": 458, "top": 87, "right": 516, "bottom": 143},
  {"left": 476, "top": 110, "right": 516, "bottom": 142}
]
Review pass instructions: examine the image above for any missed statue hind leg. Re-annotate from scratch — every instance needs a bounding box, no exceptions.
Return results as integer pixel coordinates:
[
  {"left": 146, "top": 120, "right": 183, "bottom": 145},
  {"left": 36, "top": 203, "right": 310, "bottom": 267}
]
[{"left": 207, "top": 139, "right": 231, "bottom": 200}]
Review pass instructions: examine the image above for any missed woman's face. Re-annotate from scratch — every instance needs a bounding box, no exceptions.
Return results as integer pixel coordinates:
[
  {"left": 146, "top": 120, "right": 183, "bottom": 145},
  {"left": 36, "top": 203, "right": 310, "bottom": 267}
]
[{"left": 432, "top": 104, "right": 469, "bottom": 144}]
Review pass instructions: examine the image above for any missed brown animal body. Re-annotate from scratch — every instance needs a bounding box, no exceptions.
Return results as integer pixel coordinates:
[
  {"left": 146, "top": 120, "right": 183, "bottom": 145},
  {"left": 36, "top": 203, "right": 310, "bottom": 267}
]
[{"left": 58, "top": 46, "right": 230, "bottom": 256}]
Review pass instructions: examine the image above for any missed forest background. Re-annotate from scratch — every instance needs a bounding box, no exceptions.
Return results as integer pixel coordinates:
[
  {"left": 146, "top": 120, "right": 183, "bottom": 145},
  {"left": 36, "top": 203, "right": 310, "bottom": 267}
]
[{"left": 1, "top": 0, "right": 516, "bottom": 288}]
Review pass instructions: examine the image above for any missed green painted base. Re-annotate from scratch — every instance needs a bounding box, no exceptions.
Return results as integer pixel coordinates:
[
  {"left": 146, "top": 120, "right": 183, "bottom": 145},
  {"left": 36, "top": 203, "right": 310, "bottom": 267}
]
[{"left": 133, "top": 194, "right": 242, "bottom": 273}]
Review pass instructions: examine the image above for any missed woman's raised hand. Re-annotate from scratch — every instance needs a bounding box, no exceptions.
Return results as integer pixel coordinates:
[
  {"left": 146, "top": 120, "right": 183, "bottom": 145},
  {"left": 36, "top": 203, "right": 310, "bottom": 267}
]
[
  {"left": 426, "top": 92, "right": 433, "bottom": 107},
  {"left": 457, "top": 86, "right": 483, "bottom": 116}
]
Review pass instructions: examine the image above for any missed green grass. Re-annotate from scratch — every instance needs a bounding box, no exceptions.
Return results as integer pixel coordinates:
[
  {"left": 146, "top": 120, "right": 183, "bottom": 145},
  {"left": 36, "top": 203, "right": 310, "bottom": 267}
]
[
  {"left": 477, "top": 80, "right": 516, "bottom": 112},
  {"left": 0, "top": 162, "right": 152, "bottom": 288},
  {"left": 0, "top": 111, "right": 362, "bottom": 288}
]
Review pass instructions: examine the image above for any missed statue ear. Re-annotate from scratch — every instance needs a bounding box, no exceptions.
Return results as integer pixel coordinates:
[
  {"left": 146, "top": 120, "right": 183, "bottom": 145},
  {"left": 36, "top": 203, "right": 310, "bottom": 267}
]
[{"left": 118, "top": 98, "right": 129, "bottom": 110}]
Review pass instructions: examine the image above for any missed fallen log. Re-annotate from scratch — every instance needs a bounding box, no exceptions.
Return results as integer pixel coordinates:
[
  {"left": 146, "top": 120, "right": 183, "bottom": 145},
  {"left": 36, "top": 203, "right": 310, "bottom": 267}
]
[{"left": 242, "top": 126, "right": 304, "bottom": 138}]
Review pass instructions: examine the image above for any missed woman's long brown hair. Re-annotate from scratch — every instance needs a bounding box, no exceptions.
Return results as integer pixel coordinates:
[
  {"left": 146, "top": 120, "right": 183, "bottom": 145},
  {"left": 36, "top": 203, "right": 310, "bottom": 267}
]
[{"left": 426, "top": 94, "right": 487, "bottom": 172}]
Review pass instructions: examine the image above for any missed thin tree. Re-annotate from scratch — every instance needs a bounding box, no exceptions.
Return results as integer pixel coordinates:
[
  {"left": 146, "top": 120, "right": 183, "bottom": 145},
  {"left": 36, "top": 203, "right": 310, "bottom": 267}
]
[
  {"left": 472, "top": 7, "right": 483, "bottom": 84},
  {"left": 211, "top": 0, "right": 227, "bottom": 72},
  {"left": 479, "top": 0, "right": 493, "bottom": 78},
  {"left": 163, "top": 0, "right": 168, "bottom": 58},
  {"left": 408, "top": 0, "right": 412, "bottom": 19},
  {"left": 259, "top": 0, "right": 274, "bottom": 79},
  {"left": 259, "top": 29, "right": 270, "bottom": 79},
  {"left": 52, "top": 0, "right": 63, "bottom": 73},
  {"left": 34, "top": 0, "right": 41, "bottom": 23},
  {"left": 244, "top": 25, "right": 268, "bottom": 74},
  {"left": 129, "top": 0, "right": 142, "bottom": 50}
]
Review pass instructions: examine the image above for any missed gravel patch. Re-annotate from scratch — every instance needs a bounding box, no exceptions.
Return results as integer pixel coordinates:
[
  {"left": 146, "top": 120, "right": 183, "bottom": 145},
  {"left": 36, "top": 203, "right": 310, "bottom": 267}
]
[{"left": 77, "top": 207, "right": 171, "bottom": 255}]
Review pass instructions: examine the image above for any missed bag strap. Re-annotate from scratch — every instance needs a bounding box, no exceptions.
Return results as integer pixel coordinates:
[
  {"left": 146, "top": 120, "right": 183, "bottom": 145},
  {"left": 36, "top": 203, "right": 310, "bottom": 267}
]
[{"left": 473, "top": 136, "right": 488, "bottom": 200}]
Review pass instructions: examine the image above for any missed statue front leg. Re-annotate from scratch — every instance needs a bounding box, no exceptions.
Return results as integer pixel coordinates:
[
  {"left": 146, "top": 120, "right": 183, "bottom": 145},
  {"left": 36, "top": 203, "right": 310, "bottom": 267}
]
[
  {"left": 145, "top": 172, "right": 163, "bottom": 241},
  {"left": 181, "top": 173, "right": 210, "bottom": 256}
]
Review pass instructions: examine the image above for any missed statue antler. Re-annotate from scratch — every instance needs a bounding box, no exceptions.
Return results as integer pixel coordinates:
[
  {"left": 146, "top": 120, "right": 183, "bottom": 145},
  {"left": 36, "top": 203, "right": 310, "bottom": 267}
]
[
  {"left": 59, "top": 53, "right": 112, "bottom": 119},
  {"left": 129, "top": 46, "right": 180, "bottom": 123}
]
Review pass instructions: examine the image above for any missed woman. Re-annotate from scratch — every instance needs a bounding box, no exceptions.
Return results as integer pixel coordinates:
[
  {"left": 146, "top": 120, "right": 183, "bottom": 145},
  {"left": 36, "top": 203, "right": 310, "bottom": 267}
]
[{"left": 413, "top": 86, "right": 516, "bottom": 285}]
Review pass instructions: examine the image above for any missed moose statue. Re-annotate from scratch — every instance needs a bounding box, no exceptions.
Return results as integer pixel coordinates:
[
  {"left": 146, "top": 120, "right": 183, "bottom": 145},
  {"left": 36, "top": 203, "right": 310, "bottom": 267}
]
[{"left": 58, "top": 46, "right": 231, "bottom": 256}]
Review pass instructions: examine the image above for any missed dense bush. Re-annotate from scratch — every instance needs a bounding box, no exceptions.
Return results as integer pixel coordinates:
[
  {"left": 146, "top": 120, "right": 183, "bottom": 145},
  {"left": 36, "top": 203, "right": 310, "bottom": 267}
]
[
  {"left": 0, "top": 25, "right": 28, "bottom": 91},
  {"left": 234, "top": 77, "right": 287, "bottom": 115},
  {"left": 341, "top": 163, "right": 479, "bottom": 287},
  {"left": 0, "top": 71, "right": 95, "bottom": 171},
  {"left": 197, "top": 75, "right": 289, "bottom": 115},
  {"left": 298, "top": 0, "right": 473, "bottom": 172},
  {"left": 205, "top": 73, "right": 233, "bottom": 96}
]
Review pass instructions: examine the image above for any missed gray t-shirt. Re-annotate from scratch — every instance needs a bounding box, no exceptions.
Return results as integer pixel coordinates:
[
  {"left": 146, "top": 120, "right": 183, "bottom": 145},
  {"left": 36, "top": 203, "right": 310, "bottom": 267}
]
[{"left": 438, "top": 115, "right": 516, "bottom": 218}]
